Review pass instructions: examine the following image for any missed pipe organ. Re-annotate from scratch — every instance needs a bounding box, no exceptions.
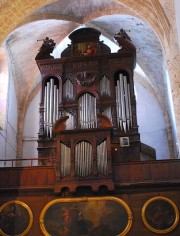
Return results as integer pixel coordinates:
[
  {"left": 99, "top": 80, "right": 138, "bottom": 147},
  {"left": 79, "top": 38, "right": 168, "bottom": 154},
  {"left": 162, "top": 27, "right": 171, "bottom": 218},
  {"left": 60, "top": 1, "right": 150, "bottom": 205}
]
[{"left": 36, "top": 28, "right": 141, "bottom": 192}]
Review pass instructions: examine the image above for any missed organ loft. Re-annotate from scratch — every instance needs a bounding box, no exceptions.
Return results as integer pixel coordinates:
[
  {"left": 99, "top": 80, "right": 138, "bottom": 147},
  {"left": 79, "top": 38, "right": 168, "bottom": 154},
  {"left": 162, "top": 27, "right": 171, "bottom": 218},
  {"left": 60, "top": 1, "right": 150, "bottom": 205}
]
[{"left": 35, "top": 27, "right": 141, "bottom": 193}]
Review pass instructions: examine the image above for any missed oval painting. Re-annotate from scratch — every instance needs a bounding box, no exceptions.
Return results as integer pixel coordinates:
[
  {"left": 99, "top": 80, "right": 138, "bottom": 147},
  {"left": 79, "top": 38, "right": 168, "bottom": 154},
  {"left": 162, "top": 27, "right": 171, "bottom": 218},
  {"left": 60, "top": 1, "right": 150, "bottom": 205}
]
[
  {"left": 142, "top": 196, "right": 179, "bottom": 234},
  {"left": 0, "top": 200, "right": 33, "bottom": 236},
  {"left": 40, "top": 196, "right": 132, "bottom": 236}
]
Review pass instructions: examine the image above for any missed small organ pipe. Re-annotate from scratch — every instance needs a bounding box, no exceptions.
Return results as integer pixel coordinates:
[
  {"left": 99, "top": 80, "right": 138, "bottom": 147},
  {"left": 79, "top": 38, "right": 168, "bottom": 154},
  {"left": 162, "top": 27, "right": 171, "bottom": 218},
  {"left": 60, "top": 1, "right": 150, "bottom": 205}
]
[
  {"left": 79, "top": 96, "right": 82, "bottom": 128},
  {"left": 116, "top": 83, "right": 119, "bottom": 126},
  {"left": 49, "top": 79, "right": 54, "bottom": 138},
  {"left": 89, "top": 144, "right": 92, "bottom": 174},
  {"left": 94, "top": 96, "right": 97, "bottom": 127},
  {"left": 60, "top": 143, "right": 71, "bottom": 177},
  {"left": 79, "top": 142, "right": 82, "bottom": 176},
  {"left": 44, "top": 86, "right": 47, "bottom": 132},
  {"left": 117, "top": 79, "right": 123, "bottom": 129},
  {"left": 128, "top": 84, "right": 132, "bottom": 126},
  {"left": 82, "top": 141, "right": 85, "bottom": 176},
  {"left": 87, "top": 94, "right": 90, "bottom": 128},
  {"left": 82, "top": 141, "right": 84, "bottom": 176},
  {"left": 87, "top": 142, "right": 90, "bottom": 174},
  {"left": 85, "top": 94, "right": 88, "bottom": 128},
  {"left": 63, "top": 79, "right": 73, "bottom": 100},
  {"left": 90, "top": 95, "right": 92, "bottom": 128},
  {"left": 100, "top": 75, "right": 110, "bottom": 96},
  {"left": 97, "top": 140, "right": 107, "bottom": 175},
  {"left": 56, "top": 89, "right": 59, "bottom": 120},
  {"left": 119, "top": 74, "right": 126, "bottom": 132},
  {"left": 53, "top": 85, "right": 57, "bottom": 123},
  {"left": 82, "top": 95, "right": 85, "bottom": 128},
  {"left": 75, "top": 144, "right": 78, "bottom": 175},
  {"left": 46, "top": 82, "right": 50, "bottom": 136},
  {"left": 123, "top": 76, "right": 130, "bottom": 129}
]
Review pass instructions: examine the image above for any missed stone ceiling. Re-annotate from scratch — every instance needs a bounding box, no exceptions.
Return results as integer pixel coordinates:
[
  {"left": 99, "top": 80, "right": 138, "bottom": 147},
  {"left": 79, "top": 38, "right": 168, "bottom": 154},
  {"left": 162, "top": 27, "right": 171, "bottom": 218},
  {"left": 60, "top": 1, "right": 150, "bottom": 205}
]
[{"left": 3, "top": 0, "right": 169, "bottom": 113}]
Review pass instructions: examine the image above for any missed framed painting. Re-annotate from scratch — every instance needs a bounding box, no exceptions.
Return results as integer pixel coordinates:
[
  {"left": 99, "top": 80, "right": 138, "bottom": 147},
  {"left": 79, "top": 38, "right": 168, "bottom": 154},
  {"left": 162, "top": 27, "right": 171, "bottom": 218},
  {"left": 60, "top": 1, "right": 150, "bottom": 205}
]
[
  {"left": 119, "top": 137, "right": 129, "bottom": 147},
  {"left": 142, "top": 196, "right": 179, "bottom": 234},
  {"left": 40, "top": 196, "right": 133, "bottom": 236},
  {"left": 0, "top": 200, "right": 33, "bottom": 236}
]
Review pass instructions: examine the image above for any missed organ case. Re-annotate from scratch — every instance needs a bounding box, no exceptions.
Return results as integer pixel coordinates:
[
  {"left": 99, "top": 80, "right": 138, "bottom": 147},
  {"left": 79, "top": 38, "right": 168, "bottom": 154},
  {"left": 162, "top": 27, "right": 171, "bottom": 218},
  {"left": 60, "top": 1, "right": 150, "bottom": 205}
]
[{"left": 35, "top": 28, "right": 140, "bottom": 192}]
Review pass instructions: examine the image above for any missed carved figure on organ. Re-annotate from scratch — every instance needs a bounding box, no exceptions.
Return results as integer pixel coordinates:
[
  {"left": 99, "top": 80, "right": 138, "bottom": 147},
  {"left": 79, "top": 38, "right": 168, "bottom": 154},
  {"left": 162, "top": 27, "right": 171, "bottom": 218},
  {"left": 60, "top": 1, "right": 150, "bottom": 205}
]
[{"left": 86, "top": 45, "right": 93, "bottom": 55}]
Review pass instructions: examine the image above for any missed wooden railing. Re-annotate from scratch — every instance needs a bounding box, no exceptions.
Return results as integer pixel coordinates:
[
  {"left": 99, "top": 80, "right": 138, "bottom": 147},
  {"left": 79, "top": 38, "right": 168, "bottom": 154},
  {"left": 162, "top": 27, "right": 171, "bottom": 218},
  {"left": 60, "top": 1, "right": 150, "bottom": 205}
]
[
  {"left": 0, "top": 158, "right": 57, "bottom": 189},
  {"left": 0, "top": 157, "right": 56, "bottom": 168},
  {"left": 113, "top": 159, "right": 180, "bottom": 186},
  {"left": 0, "top": 166, "right": 56, "bottom": 189}
]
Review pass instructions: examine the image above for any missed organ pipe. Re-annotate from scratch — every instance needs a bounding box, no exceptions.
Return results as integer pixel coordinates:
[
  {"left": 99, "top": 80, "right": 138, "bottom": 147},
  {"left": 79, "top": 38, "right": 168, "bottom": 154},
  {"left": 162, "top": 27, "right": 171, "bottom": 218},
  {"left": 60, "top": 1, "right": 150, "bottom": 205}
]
[
  {"left": 46, "top": 82, "right": 50, "bottom": 137},
  {"left": 53, "top": 85, "right": 57, "bottom": 123},
  {"left": 127, "top": 84, "right": 132, "bottom": 126},
  {"left": 49, "top": 79, "right": 54, "bottom": 138},
  {"left": 60, "top": 142, "right": 71, "bottom": 177},
  {"left": 97, "top": 140, "right": 108, "bottom": 175},
  {"left": 63, "top": 79, "right": 73, "bottom": 100},
  {"left": 44, "top": 78, "right": 59, "bottom": 138},
  {"left": 56, "top": 89, "right": 59, "bottom": 120},
  {"left": 123, "top": 76, "right": 130, "bottom": 129},
  {"left": 79, "top": 93, "right": 97, "bottom": 129},
  {"left": 100, "top": 75, "right": 110, "bottom": 96},
  {"left": 75, "top": 141, "right": 93, "bottom": 177},
  {"left": 44, "top": 86, "right": 47, "bottom": 132},
  {"left": 115, "top": 74, "right": 132, "bottom": 132}
]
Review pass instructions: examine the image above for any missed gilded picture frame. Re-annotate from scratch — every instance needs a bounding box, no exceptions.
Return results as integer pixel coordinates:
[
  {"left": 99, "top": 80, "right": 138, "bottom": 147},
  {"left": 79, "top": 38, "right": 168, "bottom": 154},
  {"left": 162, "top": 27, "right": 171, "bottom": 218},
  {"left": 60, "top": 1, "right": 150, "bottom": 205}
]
[
  {"left": 40, "top": 196, "right": 133, "bottom": 236},
  {"left": 142, "top": 196, "right": 179, "bottom": 234},
  {"left": 0, "top": 200, "right": 33, "bottom": 236}
]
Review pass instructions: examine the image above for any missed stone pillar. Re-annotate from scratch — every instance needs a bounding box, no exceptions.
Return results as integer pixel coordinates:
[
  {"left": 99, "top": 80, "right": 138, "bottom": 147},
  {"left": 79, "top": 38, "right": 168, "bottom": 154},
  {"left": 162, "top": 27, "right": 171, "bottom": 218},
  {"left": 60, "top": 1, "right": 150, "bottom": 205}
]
[
  {"left": 17, "top": 109, "right": 25, "bottom": 162},
  {"left": 166, "top": 53, "right": 180, "bottom": 157}
]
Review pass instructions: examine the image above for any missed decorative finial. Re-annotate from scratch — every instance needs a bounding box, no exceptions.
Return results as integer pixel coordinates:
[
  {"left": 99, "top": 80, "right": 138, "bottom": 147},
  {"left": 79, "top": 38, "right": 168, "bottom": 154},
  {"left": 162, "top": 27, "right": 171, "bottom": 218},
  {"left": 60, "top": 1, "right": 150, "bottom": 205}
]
[
  {"left": 39, "top": 37, "right": 56, "bottom": 51},
  {"left": 114, "top": 29, "right": 131, "bottom": 41}
]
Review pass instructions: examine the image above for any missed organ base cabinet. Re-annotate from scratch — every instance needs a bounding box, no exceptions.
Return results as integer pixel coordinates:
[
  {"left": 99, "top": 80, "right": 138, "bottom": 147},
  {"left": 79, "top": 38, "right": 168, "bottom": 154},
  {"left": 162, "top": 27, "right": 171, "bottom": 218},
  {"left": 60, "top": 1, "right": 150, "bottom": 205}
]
[{"left": 35, "top": 27, "right": 141, "bottom": 192}]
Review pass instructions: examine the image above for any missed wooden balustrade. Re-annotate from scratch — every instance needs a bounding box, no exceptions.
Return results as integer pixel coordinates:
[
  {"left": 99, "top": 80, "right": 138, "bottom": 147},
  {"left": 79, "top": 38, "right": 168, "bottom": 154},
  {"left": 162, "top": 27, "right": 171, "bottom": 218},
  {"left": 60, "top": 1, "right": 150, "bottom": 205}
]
[
  {"left": 0, "top": 157, "right": 56, "bottom": 167},
  {"left": 0, "top": 158, "right": 56, "bottom": 190},
  {"left": 113, "top": 159, "right": 180, "bottom": 187},
  {"left": 0, "top": 158, "right": 180, "bottom": 190}
]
